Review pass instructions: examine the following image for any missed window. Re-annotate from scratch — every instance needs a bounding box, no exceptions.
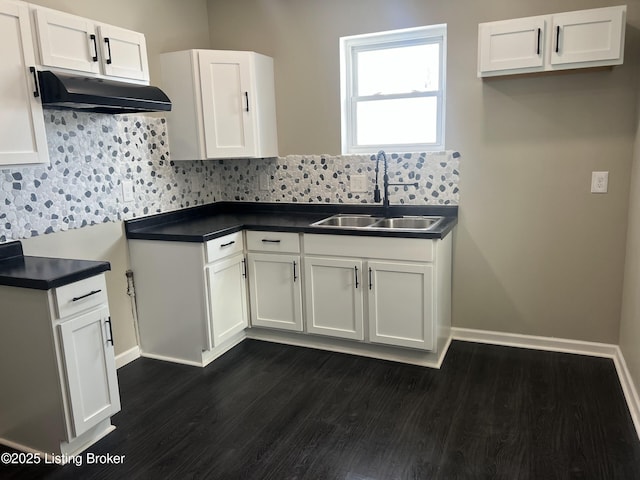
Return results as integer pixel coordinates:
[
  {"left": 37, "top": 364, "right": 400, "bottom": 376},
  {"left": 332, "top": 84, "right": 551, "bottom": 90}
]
[{"left": 340, "top": 25, "right": 446, "bottom": 154}]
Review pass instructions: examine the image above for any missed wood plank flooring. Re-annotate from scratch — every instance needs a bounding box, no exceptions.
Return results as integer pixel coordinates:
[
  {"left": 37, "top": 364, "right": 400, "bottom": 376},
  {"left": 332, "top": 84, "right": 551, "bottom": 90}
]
[{"left": 1, "top": 339, "right": 639, "bottom": 479}]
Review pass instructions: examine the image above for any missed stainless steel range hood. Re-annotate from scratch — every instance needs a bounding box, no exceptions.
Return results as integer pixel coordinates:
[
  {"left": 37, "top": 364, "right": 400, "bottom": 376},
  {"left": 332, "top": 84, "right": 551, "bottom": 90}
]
[{"left": 37, "top": 71, "right": 172, "bottom": 114}]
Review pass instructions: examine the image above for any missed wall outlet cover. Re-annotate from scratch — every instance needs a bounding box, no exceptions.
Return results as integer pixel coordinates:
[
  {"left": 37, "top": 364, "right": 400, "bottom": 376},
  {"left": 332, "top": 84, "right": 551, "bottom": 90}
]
[
  {"left": 350, "top": 175, "right": 368, "bottom": 193},
  {"left": 260, "top": 173, "right": 270, "bottom": 191},
  {"left": 591, "top": 171, "right": 609, "bottom": 194},
  {"left": 122, "top": 181, "right": 134, "bottom": 202}
]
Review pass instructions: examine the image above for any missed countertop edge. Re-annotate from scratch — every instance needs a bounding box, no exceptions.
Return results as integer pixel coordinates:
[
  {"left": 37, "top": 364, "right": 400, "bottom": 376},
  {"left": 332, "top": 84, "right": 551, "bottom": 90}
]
[
  {"left": 124, "top": 202, "right": 458, "bottom": 242},
  {"left": 0, "top": 260, "right": 111, "bottom": 290}
]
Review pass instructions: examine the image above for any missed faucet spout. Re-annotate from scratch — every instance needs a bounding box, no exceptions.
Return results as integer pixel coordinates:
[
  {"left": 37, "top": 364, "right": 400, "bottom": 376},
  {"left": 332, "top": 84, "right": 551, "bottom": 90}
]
[{"left": 373, "top": 150, "right": 418, "bottom": 217}]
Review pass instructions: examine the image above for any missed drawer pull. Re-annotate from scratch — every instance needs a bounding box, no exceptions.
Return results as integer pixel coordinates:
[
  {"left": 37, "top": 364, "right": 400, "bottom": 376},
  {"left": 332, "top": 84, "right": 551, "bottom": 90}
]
[
  {"left": 220, "top": 241, "right": 235, "bottom": 248},
  {"left": 262, "top": 239, "right": 281, "bottom": 243},
  {"left": 71, "top": 289, "right": 102, "bottom": 302},
  {"left": 293, "top": 261, "right": 298, "bottom": 282},
  {"left": 369, "top": 267, "right": 373, "bottom": 290},
  {"left": 242, "top": 258, "right": 247, "bottom": 278},
  {"left": 105, "top": 316, "right": 114, "bottom": 346},
  {"left": 354, "top": 266, "right": 359, "bottom": 289}
]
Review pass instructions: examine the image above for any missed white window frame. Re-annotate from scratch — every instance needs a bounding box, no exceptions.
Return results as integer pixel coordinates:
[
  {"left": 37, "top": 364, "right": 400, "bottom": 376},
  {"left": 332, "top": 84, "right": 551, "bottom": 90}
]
[{"left": 340, "top": 24, "right": 447, "bottom": 154}]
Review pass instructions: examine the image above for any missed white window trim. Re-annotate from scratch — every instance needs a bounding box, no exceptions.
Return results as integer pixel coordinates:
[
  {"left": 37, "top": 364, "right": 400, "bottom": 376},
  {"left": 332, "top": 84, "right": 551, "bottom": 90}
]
[{"left": 340, "top": 24, "right": 447, "bottom": 155}]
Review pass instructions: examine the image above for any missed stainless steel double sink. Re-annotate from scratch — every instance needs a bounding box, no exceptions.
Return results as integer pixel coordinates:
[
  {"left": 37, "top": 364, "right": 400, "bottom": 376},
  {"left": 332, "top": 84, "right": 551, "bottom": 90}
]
[{"left": 311, "top": 214, "right": 444, "bottom": 231}]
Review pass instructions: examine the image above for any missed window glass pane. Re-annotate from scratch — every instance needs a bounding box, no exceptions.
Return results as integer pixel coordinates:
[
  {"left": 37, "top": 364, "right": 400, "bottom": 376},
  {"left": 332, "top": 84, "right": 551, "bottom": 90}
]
[
  {"left": 356, "top": 97, "right": 438, "bottom": 146},
  {"left": 356, "top": 43, "right": 440, "bottom": 96}
]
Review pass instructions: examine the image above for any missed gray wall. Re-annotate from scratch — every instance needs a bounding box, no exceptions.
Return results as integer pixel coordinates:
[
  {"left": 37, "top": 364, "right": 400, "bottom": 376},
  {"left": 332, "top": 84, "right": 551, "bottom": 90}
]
[
  {"left": 620, "top": 89, "right": 640, "bottom": 401},
  {"left": 207, "top": 0, "right": 640, "bottom": 344}
]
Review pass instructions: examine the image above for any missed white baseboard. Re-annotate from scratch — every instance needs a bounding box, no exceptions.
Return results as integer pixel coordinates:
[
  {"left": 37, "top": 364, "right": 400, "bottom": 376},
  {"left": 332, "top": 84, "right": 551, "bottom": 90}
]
[
  {"left": 115, "top": 345, "right": 141, "bottom": 369},
  {"left": 612, "top": 346, "right": 640, "bottom": 440},
  {"left": 451, "top": 327, "right": 640, "bottom": 440},
  {"left": 451, "top": 327, "right": 618, "bottom": 357}
]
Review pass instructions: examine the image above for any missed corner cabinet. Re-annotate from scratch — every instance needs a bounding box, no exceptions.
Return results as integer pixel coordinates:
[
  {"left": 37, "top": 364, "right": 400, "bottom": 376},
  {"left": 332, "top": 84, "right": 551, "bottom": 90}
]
[
  {"left": 478, "top": 5, "right": 626, "bottom": 77},
  {"left": 32, "top": 5, "right": 150, "bottom": 82},
  {"left": 160, "top": 49, "right": 278, "bottom": 160},
  {"left": 128, "top": 232, "right": 249, "bottom": 367},
  {"left": 0, "top": 274, "right": 120, "bottom": 457},
  {"left": 0, "top": 0, "right": 48, "bottom": 166}
]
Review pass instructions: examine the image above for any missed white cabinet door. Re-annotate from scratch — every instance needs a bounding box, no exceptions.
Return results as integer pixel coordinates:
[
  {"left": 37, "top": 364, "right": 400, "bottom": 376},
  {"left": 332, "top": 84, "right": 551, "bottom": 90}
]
[
  {"left": 550, "top": 7, "right": 624, "bottom": 66},
  {"left": 304, "top": 257, "right": 364, "bottom": 341},
  {"left": 0, "top": 0, "right": 48, "bottom": 166},
  {"left": 205, "top": 253, "right": 248, "bottom": 348},
  {"left": 58, "top": 307, "right": 120, "bottom": 438},
  {"left": 99, "top": 24, "right": 149, "bottom": 81},
  {"left": 368, "top": 261, "right": 434, "bottom": 350},
  {"left": 247, "top": 253, "right": 302, "bottom": 332},
  {"left": 478, "top": 16, "right": 545, "bottom": 75},
  {"left": 199, "top": 50, "right": 255, "bottom": 159},
  {"left": 34, "top": 8, "right": 100, "bottom": 74}
]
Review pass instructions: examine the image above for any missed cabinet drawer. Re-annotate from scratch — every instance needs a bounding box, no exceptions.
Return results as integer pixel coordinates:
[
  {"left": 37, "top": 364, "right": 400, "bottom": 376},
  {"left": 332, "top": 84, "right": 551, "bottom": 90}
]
[
  {"left": 205, "top": 232, "right": 244, "bottom": 263},
  {"left": 246, "top": 231, "right": 300, "bottom": 253},
  {"left": 303, "top": 234, "right": 434, "bottom": 262},
  {"left": 54, "top": 274, "right": 108, "bottom": 319}
]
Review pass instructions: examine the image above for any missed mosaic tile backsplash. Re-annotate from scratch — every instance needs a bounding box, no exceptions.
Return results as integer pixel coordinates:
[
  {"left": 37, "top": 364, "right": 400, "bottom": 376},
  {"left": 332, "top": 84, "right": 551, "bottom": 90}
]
[{"left": 0, "top": 110, "right": 460, "bottom": 242}]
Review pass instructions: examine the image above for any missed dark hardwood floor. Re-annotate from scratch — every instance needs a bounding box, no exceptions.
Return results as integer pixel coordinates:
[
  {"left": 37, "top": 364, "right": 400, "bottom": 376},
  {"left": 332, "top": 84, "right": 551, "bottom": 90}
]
[{"left": 2, "top": 339, "right": 639, "bottom": 479}]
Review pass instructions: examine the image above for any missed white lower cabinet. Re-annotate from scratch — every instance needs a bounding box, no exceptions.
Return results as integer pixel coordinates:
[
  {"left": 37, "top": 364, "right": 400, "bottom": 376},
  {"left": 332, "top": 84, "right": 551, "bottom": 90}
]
[
  {"left": 0, "top": 274, "right": 120, "bottom": 457},
  {"left": 304, "top": 257, "right": 364, "bottom": 340},
  {"left": 246, "top": 231, "right": 303, "bottom": 332},
  {"left": 205, "top": 253, "right": 248, "bottom": 348},
  {"left": 303, "top": 234, "right": 451, "bottom": 352},
  {"left": 58, "top": 306, "right": 120, "bottom": 438},
  {"left": 129, "top": 231, "right": 249, "bottom": 367},
  {"left": 368, "top": 261, "right": 433, "bottom": 350},
  {"left": 129, "top": 228, "right": 453, "bottom": 368},
  {"left": 248, "top": 252, "right": 303, "bottom": 331}
]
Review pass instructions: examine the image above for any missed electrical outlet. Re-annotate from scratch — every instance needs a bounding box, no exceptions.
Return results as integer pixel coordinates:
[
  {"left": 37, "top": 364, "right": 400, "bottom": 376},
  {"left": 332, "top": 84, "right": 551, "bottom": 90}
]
[
  {"left": 191, "top": 174, "right": 201, "bottom": 193},
  {"left": 260, "top": 173, "right": 270, "bottom": 191},
  {"left": 122, "top": 180, "right": 134, "bottom": 202},
  {"left": 591, "top": 171, "right": 609, "bottom": 193},
  {"left": 350, "top": 175, "right": 368, "bottom": 193}
]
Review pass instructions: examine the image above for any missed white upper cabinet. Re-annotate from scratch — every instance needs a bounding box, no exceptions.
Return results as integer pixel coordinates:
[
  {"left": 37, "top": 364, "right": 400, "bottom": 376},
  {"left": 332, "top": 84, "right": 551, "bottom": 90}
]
[
  {"left": 98, "top": 24, "right": 149, "bottom": 81},
  {"left": 161, "top": 49, "right": 279, "bottom": 160},
  {"left": 0, "top": 0, "right": 48, "bottom": 166},
  {"left": 478, "top": 16, "right": 546, "bottom": 75},
  {"left": 550, "top": 7, "right": 624, "bottom": 67},
  {"left": 33, "top": 6, "right": 149, "bottom": 82},
  {"left": 478, "top": 5, "right": 626, "bottom": 77}
]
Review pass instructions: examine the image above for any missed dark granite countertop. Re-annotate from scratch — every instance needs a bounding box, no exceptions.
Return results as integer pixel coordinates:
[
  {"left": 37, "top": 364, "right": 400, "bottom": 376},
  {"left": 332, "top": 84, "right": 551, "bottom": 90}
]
[
  {"left": 0, "top": 241, "right": 111, "bottom": 290},
  {"left": 125, "top": 202, "right": 458, "bottom": 242}
]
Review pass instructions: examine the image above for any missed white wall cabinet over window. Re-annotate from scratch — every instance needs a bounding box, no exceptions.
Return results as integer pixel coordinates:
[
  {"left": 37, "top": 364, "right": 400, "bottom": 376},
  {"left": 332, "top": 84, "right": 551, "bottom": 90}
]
[
  {"left": 160, "top": 49, "right": 278, "bottom": 160},
  {"left": 32, "top": 6, "right": 150, "bottom": 82},
  {"left": 0, "top": 0, "right": 48, "bottom": 166},
  {"left": 478, "top": 5, "right": 626, "bottom": 77}
]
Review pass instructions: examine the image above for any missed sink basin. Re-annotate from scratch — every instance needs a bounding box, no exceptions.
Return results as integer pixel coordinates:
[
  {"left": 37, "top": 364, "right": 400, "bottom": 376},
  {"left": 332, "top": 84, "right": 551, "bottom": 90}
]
[
  {"left": 311, "top": 214, "right": 444, "bottom": 231},
  {"left": 311, "top": 214, "right": 382, "bottom": 228},
  {"left": 370, "top": 216, "right": 444, "bottom": 230}
]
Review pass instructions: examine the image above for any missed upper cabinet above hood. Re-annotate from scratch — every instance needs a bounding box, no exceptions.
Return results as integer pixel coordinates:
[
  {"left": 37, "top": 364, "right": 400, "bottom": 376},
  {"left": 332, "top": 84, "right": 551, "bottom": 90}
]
[{"left": 38, "top": 71, "right": 172, "bottom": 114}]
